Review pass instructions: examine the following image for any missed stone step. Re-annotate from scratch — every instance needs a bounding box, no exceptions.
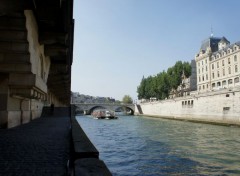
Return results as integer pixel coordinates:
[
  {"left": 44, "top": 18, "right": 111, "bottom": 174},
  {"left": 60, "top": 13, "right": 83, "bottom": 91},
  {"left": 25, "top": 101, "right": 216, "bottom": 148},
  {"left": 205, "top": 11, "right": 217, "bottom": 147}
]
[
  {"left": 0, "top": 41, "right": 29, "bottom": 53},
  {"left": 0, "top": 63, "right": 31, "bottom": 73},
  {"left": 0, "top": 53, "right": 30, "bottom": 64},
  {"left": 0, "top": 29, "right": 27, "bottom": 42},
  {"left": 0, "top": 16, "right": 26, "bottom": 30}
]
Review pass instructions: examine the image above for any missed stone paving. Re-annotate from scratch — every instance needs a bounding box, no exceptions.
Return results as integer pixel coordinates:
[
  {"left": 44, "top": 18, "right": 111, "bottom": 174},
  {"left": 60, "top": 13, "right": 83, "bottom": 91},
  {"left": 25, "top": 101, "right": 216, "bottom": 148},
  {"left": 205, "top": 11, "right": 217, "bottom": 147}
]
[{"left": 0, "top": 116, "right": 71, "bottom": 176}]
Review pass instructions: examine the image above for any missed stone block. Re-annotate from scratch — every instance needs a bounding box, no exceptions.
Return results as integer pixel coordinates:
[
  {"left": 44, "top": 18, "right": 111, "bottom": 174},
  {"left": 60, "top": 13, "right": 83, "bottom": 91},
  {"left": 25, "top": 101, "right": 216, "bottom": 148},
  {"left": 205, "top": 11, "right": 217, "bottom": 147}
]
[
  {"left": 22, "top": 111, "right": 31, "bottom": 124},
  {"left": 74, "top": 158, "right": 112, "bottom": 176},
  {"left": 8, "top": 111, "right": 21, "bottom": 128},
  {"left": 71, "top": 120, "right": 99, "bottom": 159}
]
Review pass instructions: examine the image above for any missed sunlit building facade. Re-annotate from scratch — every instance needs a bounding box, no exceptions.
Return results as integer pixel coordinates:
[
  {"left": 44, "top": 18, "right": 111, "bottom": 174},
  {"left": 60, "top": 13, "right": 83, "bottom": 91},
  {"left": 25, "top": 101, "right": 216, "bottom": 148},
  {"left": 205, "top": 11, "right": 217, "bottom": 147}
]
[{"left": 195, "top": 36, "right": 240, "bottom": 92}]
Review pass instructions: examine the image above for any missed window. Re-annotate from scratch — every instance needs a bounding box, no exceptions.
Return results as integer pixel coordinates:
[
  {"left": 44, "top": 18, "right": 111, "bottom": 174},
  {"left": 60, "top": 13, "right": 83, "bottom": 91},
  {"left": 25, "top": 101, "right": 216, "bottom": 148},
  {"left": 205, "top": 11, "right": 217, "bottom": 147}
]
[
  {"left": 206, "top": 66, "right": 208, "bottom": 71},
  {"left": 206, "top": 74, "right": 208, "bottom": 80},
  {"left": 212, "top": 83, "right": 216, "bottom": 88},
  {"left": 199, "top": 76, "right": 201, "bottom": 82},
  {"left": 198, "top": 69, "right": 200, "bottom": 74},
  {"left": 222, "top": 80, "right": 226, "bottom": 86},
  {"left": 234, "top": 77, "right": 239, "bottom": 83},
  {"left": 217, "top": 82, "right": 221, "bottom": 87},
  {"left": 202, "top": 76, "right": 204, "bottom": 81},
  {"left": 191, "top": 100, "right": 193, "bottom": 105},
  {"left": 223, "top": 68, "right": 225, "bottom": 76},
  {"left": 228, "top": 67, "right": 231, "bottom": 74},
  {"left": 228, "top": 49, "right": 230, "bottom": 54},
  {"left": 235, "top": 65, "right": 238, "bottom": 73},
  {"left": 199, "top": 86, "right": 201, "bottom": 90},
  {"left": 202, "top": 61, "right": 203, "bottom": 65},
  {"left": 228, "top": 58, "right": 231, "bottom": 64},
  {"left": 207, "top": 84, "right": 209, "bottom": 88},
  {"left": 212, "top": 64, "right": 214, "bottom": 69},
  {"left": 198, "top": 62, "right": 200, "bottom": 67},
  {"left": 212, "top": 72, "right": 215, "bottom": 79},
  {"left": 222, "top": 60, "right": 224, "bottom": 66},
  {"left": 217, "top": 71, "right": 220, "bottom": 77},
  {"left": 205, "top": 59, "right": 207, "bottom": 64},
  {"left": 228, "top": 79, "right": 233, "bottom": 84},
  {"left": 234, "top": 55, "right": 237, "bottom": 62},
  {"left": 217, "top": 62, "right": 219, "bottom": 68},
  {"left": 203, "top": 85, "right": 205, "bottom": 89},
  {"left": 182, "top": 101, "right": 184, "bottom": 106},
  {"left": 234, "top": 46, "right": 237, "bottom": 51},
  {"left": 202, "top": 67, "right": 204, "bottom": 72}
]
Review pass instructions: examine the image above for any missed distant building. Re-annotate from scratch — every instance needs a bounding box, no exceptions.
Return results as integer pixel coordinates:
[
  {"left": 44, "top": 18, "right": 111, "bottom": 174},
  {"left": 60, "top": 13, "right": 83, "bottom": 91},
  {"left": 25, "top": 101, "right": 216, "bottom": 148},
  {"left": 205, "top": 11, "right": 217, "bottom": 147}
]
[
  {"left": 71, "top": 92, "right": 116, "bottom": 104},
  {"left": 195, "top": 36, "right": 240, "bottom": 92}
]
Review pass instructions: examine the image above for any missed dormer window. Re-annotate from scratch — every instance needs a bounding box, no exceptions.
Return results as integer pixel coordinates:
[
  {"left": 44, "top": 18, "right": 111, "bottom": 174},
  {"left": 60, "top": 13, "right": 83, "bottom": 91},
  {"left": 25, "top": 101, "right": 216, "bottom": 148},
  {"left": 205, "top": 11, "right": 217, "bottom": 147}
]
[{"left": 227, "top": 49, "right": 231, "bottom": 54}]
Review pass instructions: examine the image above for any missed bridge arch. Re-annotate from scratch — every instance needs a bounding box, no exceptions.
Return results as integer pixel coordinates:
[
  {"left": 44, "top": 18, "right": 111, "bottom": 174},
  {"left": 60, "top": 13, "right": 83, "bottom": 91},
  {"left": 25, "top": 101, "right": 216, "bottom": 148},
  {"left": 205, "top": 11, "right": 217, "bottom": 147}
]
[
  {"left": 115, "top": 106, "right": 134, "bottom": 115},
  {"left": 88, "top": 106, "right": 107, "bottom": 115}
]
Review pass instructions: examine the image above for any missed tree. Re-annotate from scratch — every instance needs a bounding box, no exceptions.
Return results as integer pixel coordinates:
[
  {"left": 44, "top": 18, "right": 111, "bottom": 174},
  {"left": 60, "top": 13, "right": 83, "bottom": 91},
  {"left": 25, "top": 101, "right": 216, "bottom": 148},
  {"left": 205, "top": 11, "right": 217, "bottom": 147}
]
[
  {"left": 122, "top": 95, "right": 133, "bottom": 104},
  {"left": 136, "top": 60, "right": 192, "bottom": 100}
]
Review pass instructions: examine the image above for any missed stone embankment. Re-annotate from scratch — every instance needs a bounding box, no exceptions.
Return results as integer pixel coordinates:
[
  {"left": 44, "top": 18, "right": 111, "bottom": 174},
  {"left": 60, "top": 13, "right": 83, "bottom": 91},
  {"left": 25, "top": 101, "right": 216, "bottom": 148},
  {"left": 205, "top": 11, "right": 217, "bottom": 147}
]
[{"left": 136, "top": 88, "right": 240, "bottom": 126}]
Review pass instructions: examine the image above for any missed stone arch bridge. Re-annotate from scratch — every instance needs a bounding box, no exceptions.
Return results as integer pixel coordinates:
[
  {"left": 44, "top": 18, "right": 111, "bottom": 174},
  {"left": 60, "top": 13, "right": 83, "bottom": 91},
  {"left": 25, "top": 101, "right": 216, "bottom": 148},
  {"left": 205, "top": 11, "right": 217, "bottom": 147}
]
[{"left": 74, "top": 103, "right": 135, "bottom": 115}]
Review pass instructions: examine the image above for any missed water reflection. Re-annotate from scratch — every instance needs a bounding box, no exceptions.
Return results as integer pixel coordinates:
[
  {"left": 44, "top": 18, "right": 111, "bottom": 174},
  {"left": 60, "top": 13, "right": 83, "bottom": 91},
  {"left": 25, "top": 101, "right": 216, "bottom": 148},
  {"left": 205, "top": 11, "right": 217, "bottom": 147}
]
[{"left": 77, "top": 115, "right": 240, "bottom": 176}]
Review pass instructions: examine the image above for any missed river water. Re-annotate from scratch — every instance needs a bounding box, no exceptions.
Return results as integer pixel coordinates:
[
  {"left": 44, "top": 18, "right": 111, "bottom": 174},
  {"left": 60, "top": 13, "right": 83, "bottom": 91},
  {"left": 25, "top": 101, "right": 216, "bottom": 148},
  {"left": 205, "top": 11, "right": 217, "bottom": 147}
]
[{"left": 76, "top": 115, "right": 240, "bottom": 176}]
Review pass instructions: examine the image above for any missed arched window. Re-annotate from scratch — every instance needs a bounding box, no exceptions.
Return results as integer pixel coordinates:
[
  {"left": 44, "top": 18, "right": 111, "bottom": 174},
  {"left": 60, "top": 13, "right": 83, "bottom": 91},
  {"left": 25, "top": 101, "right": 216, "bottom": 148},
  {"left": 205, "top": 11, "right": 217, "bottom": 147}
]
[
  {"left": 212, "top": 83, "right": 216, "bottom": 88},
  {"left": 228, "top": 79, "right": 233, "bottom": 84},
  {"left": 217, "top": 82, "right": 221, "bottom": 87}
]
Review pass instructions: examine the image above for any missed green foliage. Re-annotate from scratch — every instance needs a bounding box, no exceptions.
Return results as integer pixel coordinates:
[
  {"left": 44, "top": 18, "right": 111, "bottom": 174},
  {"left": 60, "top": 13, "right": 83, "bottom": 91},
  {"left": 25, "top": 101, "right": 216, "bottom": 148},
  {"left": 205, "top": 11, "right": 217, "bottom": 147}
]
[
  {"left": 137, "top": 61, "right": 191, "bottom": 100},
  {"left": 122, "top": 95, "right": 133, "bottom": 104}
]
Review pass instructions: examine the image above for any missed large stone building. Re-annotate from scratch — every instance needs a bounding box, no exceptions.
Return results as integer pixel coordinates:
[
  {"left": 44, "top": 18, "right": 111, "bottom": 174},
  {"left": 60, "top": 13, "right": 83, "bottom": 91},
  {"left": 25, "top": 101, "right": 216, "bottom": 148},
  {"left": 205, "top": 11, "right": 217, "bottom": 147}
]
[
  {"left": 195, "top": 36, "right": 240, "bottom": 92},
  {"left": 0, "top": 0, "right": 74, "bottom": 128}
]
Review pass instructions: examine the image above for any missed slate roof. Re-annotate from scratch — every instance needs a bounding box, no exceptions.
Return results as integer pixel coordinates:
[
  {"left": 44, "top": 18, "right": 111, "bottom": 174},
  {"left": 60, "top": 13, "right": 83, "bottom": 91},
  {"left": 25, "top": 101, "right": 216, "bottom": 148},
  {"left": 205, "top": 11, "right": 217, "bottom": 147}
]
[{"left": 200, "top": 37, "right": 222, "bottom": 53}]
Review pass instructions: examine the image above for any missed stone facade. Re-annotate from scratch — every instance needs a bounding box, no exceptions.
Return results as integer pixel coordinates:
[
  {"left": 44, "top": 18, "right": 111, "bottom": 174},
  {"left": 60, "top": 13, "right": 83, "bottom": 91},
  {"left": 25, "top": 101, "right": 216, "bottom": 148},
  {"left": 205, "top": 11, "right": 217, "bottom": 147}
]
[
  {"left": 0, "top": 1, "right": 74, "bottom": 128},
  {"left": 139, "top": 87, "right": 240, "bottom": 125},
  {"left": 195, "top": 37, "right": 240, "bottom": 92}
]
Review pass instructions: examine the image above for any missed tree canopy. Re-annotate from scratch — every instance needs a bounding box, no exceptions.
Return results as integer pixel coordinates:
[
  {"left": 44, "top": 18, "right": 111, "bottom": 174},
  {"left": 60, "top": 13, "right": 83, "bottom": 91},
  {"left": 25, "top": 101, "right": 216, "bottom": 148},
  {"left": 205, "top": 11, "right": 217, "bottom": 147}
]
[
  {"left": 122, "top": 95, "right": 133, "bottom": 104},
  {"left": 137, "top": 61, "right": 191, "bottom": 100}
]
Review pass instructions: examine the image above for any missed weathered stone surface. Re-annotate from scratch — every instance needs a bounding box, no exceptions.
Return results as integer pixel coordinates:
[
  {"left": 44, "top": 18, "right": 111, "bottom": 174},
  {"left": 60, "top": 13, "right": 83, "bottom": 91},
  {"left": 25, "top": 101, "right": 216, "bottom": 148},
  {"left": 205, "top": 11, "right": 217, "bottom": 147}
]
[
  {"left": 0, "top": 116, "right": 70, "bottom": 175},
  {"left": 75, "top": 158, "right": 112, "bottom": 176},
  {"left": 140, "top": 88, "right": 240, "bottom": 125},
  {"left": 71, "top": 118, "right": 99, "bottom": 159}
]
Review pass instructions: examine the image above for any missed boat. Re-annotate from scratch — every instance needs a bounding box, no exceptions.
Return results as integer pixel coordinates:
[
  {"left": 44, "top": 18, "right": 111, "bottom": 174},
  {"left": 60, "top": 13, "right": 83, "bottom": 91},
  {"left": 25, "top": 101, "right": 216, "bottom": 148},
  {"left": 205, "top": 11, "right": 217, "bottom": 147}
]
[{"left": 92, "top": 110, "right": 118, "bottom": 119}]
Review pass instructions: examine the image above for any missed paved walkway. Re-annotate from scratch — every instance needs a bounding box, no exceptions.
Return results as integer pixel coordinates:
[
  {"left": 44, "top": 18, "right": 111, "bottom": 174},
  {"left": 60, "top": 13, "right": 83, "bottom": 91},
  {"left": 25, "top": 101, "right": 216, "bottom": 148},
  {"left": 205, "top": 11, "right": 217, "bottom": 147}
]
[{"left": 0, "top": 116, "right": 71, "bottom": 176}]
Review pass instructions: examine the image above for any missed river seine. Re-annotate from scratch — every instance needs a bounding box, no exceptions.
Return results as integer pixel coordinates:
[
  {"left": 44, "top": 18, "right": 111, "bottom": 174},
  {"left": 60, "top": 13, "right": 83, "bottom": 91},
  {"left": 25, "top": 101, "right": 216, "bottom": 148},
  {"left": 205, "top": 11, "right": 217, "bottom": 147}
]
[{"left": 76, "top": 115, "right": 240, "bottom": 176}]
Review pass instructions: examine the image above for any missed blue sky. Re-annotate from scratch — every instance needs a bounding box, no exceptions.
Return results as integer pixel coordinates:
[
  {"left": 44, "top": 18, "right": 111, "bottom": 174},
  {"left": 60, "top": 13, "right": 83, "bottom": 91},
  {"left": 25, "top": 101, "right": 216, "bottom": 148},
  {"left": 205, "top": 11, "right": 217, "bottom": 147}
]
[{"left": 71, "top": 0, "right": 240, "bottom": 101}]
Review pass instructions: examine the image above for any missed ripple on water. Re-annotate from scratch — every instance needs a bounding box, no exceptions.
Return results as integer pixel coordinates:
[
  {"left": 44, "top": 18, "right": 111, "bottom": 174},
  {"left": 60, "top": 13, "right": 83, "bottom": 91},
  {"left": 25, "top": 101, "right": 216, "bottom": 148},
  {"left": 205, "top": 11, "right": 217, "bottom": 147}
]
[{"left": 77, "top": 115, "right": 240, "bottom": 176}]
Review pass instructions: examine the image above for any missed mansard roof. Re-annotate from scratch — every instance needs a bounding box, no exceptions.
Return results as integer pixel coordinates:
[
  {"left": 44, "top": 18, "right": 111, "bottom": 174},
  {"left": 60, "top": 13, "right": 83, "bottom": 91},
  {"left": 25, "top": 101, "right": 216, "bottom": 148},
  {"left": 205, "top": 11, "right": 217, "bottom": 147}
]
[
  {"left": 219, "top": 36, "right": 230, "bottom": 44},
  {"left": 200, "top": 37, "right": 221, "bottom": 52},
  {"left": 212, "top": 41, "right": 240, "bottom": 56}
]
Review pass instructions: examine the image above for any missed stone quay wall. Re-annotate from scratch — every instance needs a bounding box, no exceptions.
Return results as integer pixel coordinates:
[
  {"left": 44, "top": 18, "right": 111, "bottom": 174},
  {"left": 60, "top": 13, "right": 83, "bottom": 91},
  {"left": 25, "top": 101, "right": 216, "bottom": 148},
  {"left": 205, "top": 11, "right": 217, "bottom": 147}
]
[{"left": 137, "top": 87, "right": 240, "bottom": 126}]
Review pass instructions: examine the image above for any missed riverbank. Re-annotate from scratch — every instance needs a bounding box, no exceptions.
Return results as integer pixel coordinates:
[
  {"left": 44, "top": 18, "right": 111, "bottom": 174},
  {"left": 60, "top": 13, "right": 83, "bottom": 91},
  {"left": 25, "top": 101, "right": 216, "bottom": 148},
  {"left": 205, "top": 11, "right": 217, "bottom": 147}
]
[{"left": 136, "top": 87, "right": 240, "bottom": 126}]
